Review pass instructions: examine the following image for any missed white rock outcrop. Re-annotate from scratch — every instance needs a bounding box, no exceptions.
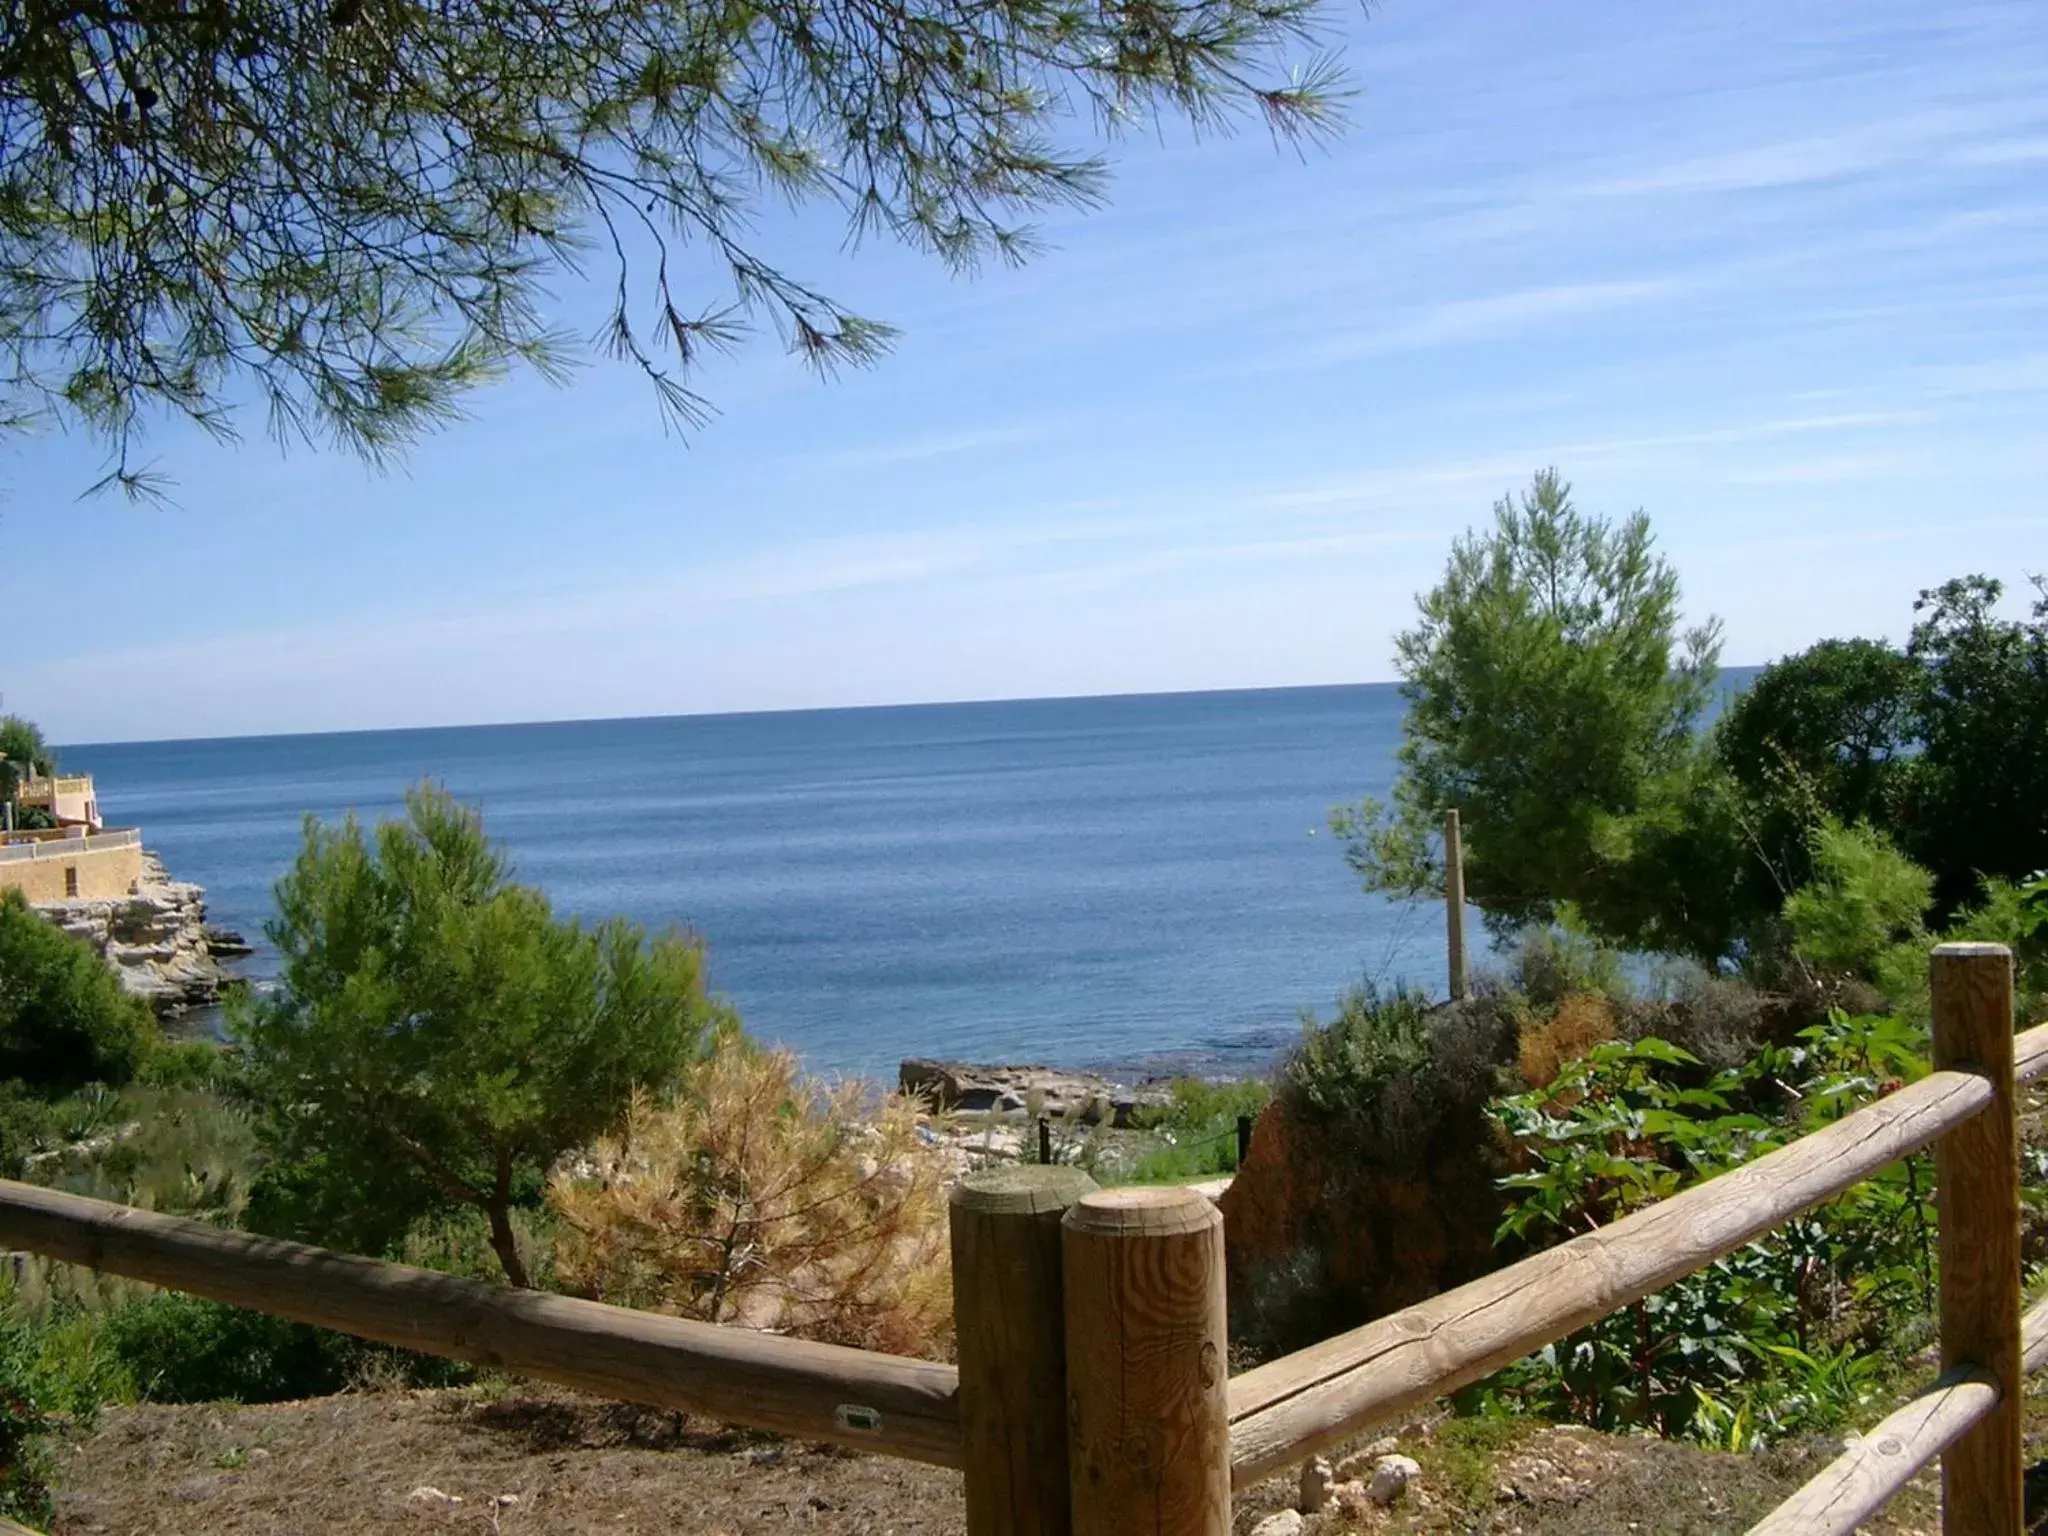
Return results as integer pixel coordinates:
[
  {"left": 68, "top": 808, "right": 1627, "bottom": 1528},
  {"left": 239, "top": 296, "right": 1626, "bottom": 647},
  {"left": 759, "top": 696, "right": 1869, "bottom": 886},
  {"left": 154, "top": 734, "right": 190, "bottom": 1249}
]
[{"left": 34, "top": 851, "right": 238, "bottom": 1015}]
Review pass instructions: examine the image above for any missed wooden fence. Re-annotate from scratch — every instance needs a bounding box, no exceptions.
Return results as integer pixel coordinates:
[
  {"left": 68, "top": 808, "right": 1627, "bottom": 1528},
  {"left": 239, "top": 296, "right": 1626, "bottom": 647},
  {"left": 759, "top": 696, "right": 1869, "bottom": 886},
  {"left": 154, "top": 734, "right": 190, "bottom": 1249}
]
[{"left": 0, "top": 941, "right": 2038, "bottom": 1533}]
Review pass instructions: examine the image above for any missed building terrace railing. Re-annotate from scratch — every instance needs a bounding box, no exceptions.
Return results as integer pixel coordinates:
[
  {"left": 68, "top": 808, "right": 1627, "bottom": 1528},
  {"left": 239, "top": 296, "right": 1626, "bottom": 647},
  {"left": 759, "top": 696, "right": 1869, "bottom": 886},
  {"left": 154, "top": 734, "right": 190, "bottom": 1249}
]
[
  {"left": 0, "top": 828, "right": 141, "bottom": 864},
  {"left": 0, "top": 942, "right": 2036, "bottom": 1534},
  {"left": 15, "top": 775, "right": 94, "bottom": 798}
]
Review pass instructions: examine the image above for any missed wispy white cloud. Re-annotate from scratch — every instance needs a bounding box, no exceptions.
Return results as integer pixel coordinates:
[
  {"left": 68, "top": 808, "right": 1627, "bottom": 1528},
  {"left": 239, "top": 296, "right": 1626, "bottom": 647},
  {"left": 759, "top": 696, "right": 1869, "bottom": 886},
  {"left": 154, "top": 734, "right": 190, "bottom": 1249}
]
[
  {"left": 1236, "top": 277, "right": 1683, "bottom": 375},
  {"left": 1719, "top": 454, "right": 1906, "bottom": 486},
  {"left": 1572, "top": 101, "right": 2048, "bottom": 199},
  {"left": 1251, "top": 411, "right": 1930, "bottom": 511},
  {"left": 807, "top": 423, "right": 1052, "bottom": 469},
  {"left": 1950, "top": 136, "right": 2048, "bottom": 166},
  {"left": 1914, "top": 354, "right": 2048, "bottom": 398}
]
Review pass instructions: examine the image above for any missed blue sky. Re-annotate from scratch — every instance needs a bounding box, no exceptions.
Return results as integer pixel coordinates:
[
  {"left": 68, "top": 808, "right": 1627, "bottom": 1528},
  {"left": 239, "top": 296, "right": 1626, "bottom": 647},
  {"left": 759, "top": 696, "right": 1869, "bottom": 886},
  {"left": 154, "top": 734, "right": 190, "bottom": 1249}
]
[{"left": 7, "top": 0, "right": 2046, "bottom": 745}]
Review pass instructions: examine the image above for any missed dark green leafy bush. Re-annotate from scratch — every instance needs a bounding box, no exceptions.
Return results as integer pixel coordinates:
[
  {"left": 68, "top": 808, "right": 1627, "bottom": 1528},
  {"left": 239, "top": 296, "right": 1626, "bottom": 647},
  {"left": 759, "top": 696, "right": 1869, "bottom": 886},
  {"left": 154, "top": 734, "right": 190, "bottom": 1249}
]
[
  {"left": 99, "top": 1292, "right": 468, "bottom": 1404},
  {"left": 1474, "top": 1011, "right": 1937, "bottom": 1446},
  {"left": 0, "top": 891, "right": 158, "bottom": 1093},
  {"left": 0, "top": 1317, "right": 64, "bottom": 1523},
  {"left": 101, "top": 1293, "right": 358, "bottom": 1404},
  {"left": 1281, "top": 982, "right": 1518, "bottom": 1167}
]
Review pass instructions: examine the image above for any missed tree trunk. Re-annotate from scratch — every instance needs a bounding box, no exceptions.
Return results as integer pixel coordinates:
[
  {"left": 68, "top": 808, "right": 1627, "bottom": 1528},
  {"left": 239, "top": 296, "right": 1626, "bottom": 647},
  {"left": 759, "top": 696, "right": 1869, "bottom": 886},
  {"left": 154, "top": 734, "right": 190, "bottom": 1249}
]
[{"left": 487, "top": 1152, "right": 531, "bottom": 1289}]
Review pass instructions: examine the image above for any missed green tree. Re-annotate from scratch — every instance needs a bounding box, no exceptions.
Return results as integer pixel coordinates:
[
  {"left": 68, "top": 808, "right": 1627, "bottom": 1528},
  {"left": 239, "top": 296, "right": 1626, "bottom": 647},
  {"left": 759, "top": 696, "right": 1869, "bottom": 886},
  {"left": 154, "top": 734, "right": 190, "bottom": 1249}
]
[
  {"left": 1, "top": 0, "right": 1343, "bottom": 492},
  {"left": 1335, "top": 469, "right": 1730, "bottom": 959},
  {"left": 1714, "top": 637, "right": 1919, "bottom": 900},
  {"left": 0, "top": 889, "right": 158, "bottom": 1092},
  {"left": 0, "top": 715, "right": 55, "bottom": 807},
  {"left": 1901, "top": 575, "right": 2048, "bottom": 912},
  {"left": 234, "top": 783, "right": 733, "bottom": 1285},
  {"left": 1780, "top": 820, "right": 1932, "bottom": 986}
]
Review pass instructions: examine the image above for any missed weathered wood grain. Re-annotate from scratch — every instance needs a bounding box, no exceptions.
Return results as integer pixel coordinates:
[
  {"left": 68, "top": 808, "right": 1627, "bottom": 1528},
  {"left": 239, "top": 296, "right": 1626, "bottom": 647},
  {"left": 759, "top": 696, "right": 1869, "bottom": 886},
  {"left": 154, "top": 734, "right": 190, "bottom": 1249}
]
[
  {"left": 1226, "top": 1063, "right": 1995, "bottom": 1487},
  {"left": 1747, "top": 1368, "right": 1998, "bottom": 1536},
  {"left": 2021, "top": 1293, "right": 2048, "bottom": 1375},
  {"left": 2012, "top": 1019, "right": 2048, "bottom": 1083},
  {"left": 0, "top": 1178, "right": 963, "bottom": 1466},
  {"left": 951, "top": 1165, "right": 1097, "bottom": 1536},
  {"left": 1931, "top": 942, "right": 2021, "bottom": 1535},
  {"left": 1063, "top": 1186, "right": 1230, "bottom": 1536}
]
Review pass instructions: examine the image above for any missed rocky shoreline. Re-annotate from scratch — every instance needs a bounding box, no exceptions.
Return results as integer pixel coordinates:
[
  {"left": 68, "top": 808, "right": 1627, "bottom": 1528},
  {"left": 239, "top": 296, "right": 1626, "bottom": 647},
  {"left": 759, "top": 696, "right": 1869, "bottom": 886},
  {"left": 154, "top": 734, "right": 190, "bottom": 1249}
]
[
  {"left": 35, "top": 850, "right": 247, "bottom": 1017},
  {"left": 897, "top": 1056, "right": 1173, "bottom": 1126}
]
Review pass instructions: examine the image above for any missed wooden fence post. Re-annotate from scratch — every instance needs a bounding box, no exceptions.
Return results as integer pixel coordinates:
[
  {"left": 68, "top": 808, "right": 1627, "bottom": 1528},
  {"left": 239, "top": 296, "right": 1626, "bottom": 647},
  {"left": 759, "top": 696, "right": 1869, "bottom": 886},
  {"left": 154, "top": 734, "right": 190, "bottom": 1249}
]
[
  {"left": 952, "top": 1165, "right": 1099, "bottom": 1536},
  {"left": 1062, "top": 1186, "right": 1230, "bottom": 1536},
  {"left": 1931, "top": 941, "right": 2020, "bottom": 1536},
  {"left": 1444, "top": 808, "right": 1467, "bottom": 1001}
]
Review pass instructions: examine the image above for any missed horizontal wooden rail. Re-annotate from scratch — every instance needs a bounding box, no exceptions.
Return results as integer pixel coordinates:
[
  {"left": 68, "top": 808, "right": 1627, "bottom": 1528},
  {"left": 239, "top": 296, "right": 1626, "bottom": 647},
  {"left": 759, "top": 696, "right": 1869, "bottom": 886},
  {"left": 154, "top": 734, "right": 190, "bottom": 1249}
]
[
  {"left": 0, "top": 1179, "right": 963, "bottom": 1468},
  {"left": 1226, "top": 1064, "right": 1994, "bottom": 1486},
  {"left": 1746, "top": 1368, "right": 1999, "bottom": 1536},
  {"left": 2014, "top": 1019, "right": 2048, "bottom": 1084},
  {"left": 2025, "top": 1294, "right": 2048, "bottom": 1376},
  {"left": 1753, "top": 1276, "right": 2048, "bottom": 1533}
]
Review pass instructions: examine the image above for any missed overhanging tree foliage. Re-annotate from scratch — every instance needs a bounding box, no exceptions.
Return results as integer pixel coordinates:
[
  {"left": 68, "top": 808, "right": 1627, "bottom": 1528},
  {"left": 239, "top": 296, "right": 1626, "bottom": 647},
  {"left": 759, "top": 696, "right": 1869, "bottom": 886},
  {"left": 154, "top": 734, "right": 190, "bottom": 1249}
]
[
  {"left": 234, "top": 783, "right": 734, "bottom": 1285},
  {"left": 2, "top": 0, "right": 1343, "bottom": 490}
]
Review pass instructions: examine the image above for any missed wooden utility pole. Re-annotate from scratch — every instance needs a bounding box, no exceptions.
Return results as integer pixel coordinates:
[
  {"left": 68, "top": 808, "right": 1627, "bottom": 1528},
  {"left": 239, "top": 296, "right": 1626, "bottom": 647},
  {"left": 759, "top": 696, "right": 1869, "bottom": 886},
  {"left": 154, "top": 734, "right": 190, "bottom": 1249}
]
[
  {"left": 1444, "top": 808, "right": 1468, "bottom": 1001},
  {"left": 1062, "top": 1186, "right": 1230, "bottom": 1536},
  {"left": 951, "top": 1164, "right": 1098, "bottom": 1536},
  {"left": 1930, "top": 941, "right": 2020, "bottom": 1536}
]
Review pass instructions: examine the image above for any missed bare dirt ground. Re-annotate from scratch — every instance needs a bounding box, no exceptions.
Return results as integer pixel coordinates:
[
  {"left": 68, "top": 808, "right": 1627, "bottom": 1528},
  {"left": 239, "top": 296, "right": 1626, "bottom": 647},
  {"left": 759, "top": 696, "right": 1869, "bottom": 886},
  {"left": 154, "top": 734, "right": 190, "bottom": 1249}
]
[{"left": 47, "top": 1381, "right": 2027, "bottom": 1536}]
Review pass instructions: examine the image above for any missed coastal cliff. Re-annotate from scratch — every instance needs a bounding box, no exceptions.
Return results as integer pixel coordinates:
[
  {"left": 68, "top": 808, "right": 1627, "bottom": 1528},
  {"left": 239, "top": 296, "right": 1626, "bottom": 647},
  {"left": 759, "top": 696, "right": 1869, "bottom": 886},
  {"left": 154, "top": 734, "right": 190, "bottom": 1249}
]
[{"left": 35, "top": 850, "right": 246, "bottom": 1016}]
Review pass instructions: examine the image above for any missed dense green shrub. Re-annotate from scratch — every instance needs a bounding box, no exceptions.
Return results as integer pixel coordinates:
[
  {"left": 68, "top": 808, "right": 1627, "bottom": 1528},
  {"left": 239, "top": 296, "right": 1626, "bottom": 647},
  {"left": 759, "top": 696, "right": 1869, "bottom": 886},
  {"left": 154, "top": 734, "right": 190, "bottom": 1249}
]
[
  {"left": 1775, "top": 825, "right": 2048, "bottom": 1017},
  {"left": 0, "top": 891, "right": 158, "bottom": 1092},
  {"left": 0, "top": 1085, "right": 78, "bottom": 1179},
  {"left": 134, "top": 1039, "right": 235, "bottom": 1092},
  {"left": 0, "top": 1318, "right": 66, "bottom": 1523},
  {"left": 0, "top": 1285, "right": 125, "bottom": 1524},
  {"left": 1505, "top": 920, "right": 1627, "bottom": 1009},
  {"left": 236, "top": 783, "right": 735, "bottom": 1285},
  {"left": 101, "top": 1293, "right": 358, "bottom": 1404},
  {"left": 1282, "top": 983, "right": 1518, "bottom": 1162},
  {"left": 98, "top": 1292, "right": 469, "bottom": 1404},
  {"left": 1781, "top": 821, "right": 1933, "bottom": 998},
  {"left": 1475, "top": 1012, "right": 1938, "bottom": 1446}
]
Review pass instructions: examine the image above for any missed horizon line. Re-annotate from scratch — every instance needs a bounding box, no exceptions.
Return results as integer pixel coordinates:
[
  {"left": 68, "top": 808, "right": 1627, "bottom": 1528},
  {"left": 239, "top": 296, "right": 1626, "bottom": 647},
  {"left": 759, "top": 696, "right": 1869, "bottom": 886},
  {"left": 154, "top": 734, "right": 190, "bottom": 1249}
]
[{"left": 56, "top": 664, "right": 1770, "bottom": 754}]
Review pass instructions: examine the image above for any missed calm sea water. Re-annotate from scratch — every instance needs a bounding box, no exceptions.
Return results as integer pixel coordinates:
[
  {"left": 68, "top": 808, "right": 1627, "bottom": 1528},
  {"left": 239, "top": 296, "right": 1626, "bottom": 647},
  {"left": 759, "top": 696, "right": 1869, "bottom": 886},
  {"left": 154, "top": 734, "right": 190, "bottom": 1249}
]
[{"left": 64, "top": 686, "right": 1460, "bottom": 1080}]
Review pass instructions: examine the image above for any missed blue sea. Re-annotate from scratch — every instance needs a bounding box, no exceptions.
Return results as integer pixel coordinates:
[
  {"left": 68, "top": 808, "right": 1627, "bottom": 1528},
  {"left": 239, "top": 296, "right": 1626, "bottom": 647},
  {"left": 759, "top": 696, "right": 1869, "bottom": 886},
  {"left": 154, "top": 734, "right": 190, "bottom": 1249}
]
[{"left": 63, "top": 685, "right": 1460, "bottom": 1081}]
